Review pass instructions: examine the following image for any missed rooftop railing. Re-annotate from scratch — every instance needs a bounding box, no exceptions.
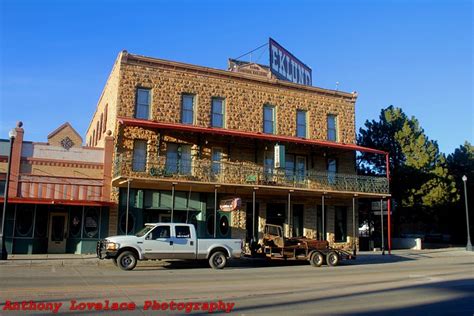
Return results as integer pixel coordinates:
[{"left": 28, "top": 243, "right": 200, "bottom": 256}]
[{"left": 113, "top": 154, "right": 389, "bottom": 195}]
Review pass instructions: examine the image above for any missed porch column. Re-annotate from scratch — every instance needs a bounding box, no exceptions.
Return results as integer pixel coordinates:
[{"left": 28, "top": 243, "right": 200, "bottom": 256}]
[
  {"left": 287, "top": 190, "right": 293, "bottom": 237},
  {"left": 388, "top": 198, "right": 392, "bottom": 255},
  {"left": 171, "top": 183, "right": 176, "bottom": 223},
  {"left": 322, "top": 194, "right": 325, "bottom": 241},
  {"left": 125, "top": 179, "right": 132, "bottom": 235},
  {"left": 380, "top": 198, "right": 385, "bottom": 255},
  {"left": 352, "top": 195, "right": 357, "bottom": 256},
  {"left": 214, "top": 185, "right": 220, "bottom": 238},
  {"left": 252, "top": 188, "right": 257, "bottom": 242}
]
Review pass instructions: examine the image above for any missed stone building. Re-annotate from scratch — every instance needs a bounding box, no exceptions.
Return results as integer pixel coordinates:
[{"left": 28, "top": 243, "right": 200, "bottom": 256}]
[
  {"left": 86, "top": 51, "right": 389, "bottom": 250},
  {"left": 0, "top": 122, "right": 114, "bottom": 254}
]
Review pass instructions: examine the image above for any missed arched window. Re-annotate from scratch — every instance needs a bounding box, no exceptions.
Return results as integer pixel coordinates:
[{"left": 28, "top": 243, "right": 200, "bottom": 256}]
[
  {"left": 92, "top": 130, "right": 96, "bottom": 146},
  {"left": 103, "top": 105, "right": 108, "bottom": 133},
  {"left": 96, "top": 121, "right": 100, "bottom": 141},
  {"left": 99, "top": 113, "right": 103, "bottom": 139}
]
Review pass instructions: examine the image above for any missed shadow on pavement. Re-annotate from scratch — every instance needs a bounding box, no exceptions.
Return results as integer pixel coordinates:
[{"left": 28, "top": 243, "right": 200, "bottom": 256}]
[{"left": 226, "top": 278, "right": 474, "bottom": 315}]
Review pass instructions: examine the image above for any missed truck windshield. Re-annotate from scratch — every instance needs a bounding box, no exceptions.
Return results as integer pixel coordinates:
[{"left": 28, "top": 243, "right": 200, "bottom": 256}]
[{"left": 135, "top": 225, "right": 155, "bottom": 237}]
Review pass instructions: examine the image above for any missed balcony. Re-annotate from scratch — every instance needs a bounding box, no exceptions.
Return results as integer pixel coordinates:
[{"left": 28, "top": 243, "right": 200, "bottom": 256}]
[{"left": 113, "top": 155, "right": 389, "bottom": 196}]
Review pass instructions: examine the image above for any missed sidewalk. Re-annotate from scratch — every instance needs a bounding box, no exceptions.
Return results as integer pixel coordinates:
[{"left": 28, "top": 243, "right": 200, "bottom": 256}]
[
  {"left": 0, "top": 254, "right": 112, "bottom": 267},
  {"left": 0, "top": 248, "right": 471, "bottom": 268}
]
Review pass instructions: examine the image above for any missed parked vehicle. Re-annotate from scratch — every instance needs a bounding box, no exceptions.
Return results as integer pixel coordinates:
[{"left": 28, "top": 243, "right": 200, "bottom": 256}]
[
  {"left": 260, "top": 224, "right": 355, "bottom": 267},
  {"left": 97, "top": 223, "right": 242, "bottom": 270}
]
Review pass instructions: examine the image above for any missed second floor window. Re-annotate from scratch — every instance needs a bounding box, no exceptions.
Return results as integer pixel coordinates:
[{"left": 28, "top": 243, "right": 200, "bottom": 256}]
[
  {"left": 327, "top": 158, "right": 337, "bottom": 184},
  {"left": 263, "top": 105, "right": 275, "bottom": 134},
  {"left": 132, "top": 140, "right": 147, "bottom": 172},
  {"left": 136, "top": 88, "right": 151, "bottom": 119},
  {"left": 181, "top": 94, "right": 195, "bottom": 124},
  {"left": 166, "top": 143, "right": 192, "bottom": 174},
  {"left": 296, "top": 110, "right": 307, "bottom": 138},
  {"left": 211, "top": 98, "right": 225, "bottom": 128},
  {"left": 327, "top": 114, "right": 338, "bottom": 141},
  {"left": 211, "top": 148, "right": 223, "bottom": 175}
]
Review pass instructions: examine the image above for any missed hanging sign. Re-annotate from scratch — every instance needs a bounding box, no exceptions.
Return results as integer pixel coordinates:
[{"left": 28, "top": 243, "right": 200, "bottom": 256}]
[
  {"left": 274, "top": 144, "right": 285, "bottom": 168},
  {"left": 219, "top": 198, "right": 242, "bottom": 212},
  {"left": 269, "top": 38, "right": 312, "bottom": 86}
]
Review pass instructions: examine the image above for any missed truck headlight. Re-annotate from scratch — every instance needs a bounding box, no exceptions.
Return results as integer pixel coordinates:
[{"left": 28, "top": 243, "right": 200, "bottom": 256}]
[{"left": 106, "top": 242, "right": 119, "bottom": 251}]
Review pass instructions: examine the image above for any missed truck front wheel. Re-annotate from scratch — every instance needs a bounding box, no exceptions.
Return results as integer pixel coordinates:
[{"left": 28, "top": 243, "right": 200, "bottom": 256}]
[
  {"left": 209, "top": 251, "right": 227, "bottom": 269},
  {"left": 117, "top": 251, "right": 137, "bottom": 271}
]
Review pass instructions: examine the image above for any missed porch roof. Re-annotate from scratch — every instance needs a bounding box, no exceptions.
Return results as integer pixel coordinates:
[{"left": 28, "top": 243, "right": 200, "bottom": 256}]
[{"left": 117, "top": 117, "right": 388, "bottom": 155}]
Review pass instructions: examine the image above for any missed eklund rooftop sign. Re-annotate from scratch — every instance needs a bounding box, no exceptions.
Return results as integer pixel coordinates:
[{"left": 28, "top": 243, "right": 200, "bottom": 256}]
[{"left": 269, "top": 38, "right": 312, "bottom": 86}]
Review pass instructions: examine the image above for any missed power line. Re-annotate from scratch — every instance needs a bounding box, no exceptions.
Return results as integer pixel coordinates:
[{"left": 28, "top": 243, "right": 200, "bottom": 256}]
[{"left": 234, "top": 43, "right": 268, "bottom": 61}]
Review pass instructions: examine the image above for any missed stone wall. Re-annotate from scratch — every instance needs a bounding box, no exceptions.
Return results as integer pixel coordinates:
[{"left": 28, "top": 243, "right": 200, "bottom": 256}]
[{"left": 116, "top": 53, "right": 357, "bottom": 144}]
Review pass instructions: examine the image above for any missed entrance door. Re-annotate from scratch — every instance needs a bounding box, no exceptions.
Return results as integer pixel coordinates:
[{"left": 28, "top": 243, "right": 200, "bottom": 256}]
[{"left": 48, "top": 213, "right": 68, "bottom": 253}]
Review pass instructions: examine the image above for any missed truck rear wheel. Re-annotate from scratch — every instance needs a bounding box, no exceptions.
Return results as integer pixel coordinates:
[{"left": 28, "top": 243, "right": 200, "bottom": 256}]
[
  {"left": 310, "top": 252, "right": 324, "bottom": 267},
  {"left": 209, "top": 251, "right": 227, "bottom": 269},
  {"left": 117, "top": 251, "right": 137, "bottom": 271},
  {"left": 326, "top": 251, "right": 340, "bottom": 267}
]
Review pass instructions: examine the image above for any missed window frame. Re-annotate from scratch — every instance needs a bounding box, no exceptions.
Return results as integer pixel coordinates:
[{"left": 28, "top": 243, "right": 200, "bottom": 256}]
[
  {"left": 296, "top": 109, "right": 307, "bottom": 138},
  {"left": 181, "top": 94, "right": 196, "bottom": 125},
  {"left": 135, "top": 88, "right": 151, "bottom": 120},
  {"left": 263, "top": 104, "right": 276, "bottom": 134},
  {"left": 132, "top": 140, "right": 148, "bottom": 172},
  {"left": 211, "top": 97, "right": 225, "bottom": 128},
  {"left": 327, "top": 114, "right": 338, "bottom": 141},
  {"left": 211, "top": 147, "right": 223, "bottom": 175},
  {"left": 165, "top": 143, "right": 192, "bottom": 175}
]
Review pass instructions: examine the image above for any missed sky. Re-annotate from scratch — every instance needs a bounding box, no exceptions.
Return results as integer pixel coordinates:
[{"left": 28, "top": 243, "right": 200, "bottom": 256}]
[{"left": 0, "top": 0, "right": 472, "bottom": 155}]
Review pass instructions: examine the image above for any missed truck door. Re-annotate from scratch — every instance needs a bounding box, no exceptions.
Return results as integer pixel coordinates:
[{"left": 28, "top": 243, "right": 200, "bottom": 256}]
[
  {"left": 143, "top": 225, "right": 174, "bottom": 259},
  {"left": 172, "top": 225, "right": 195, "bottom": 259}
]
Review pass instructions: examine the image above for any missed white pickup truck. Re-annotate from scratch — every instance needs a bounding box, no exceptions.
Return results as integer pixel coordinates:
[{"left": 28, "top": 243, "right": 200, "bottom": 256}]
[{"left": 97, "top": 223, "right": 242, "bottom": 270}]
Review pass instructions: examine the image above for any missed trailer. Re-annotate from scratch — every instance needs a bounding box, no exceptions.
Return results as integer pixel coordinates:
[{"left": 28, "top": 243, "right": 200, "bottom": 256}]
[{"left": 259, "top": 224, "right": 355, "bottom": 267}]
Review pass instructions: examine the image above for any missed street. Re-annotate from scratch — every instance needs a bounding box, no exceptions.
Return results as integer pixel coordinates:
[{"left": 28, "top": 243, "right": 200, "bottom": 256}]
[{"left": 1, "top": 249, "right": 473, "bottom": 315}]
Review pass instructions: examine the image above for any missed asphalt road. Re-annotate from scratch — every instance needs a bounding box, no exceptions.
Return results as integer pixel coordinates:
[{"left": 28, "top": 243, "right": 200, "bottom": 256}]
[{"left": 1, "top": 249, "right": 473, "bottom": 316}]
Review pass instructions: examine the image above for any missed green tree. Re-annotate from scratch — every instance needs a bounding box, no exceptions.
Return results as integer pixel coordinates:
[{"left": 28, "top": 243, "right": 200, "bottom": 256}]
[
  {"left": 358, "top": 106, "right": 458, "bottom": 234},
  {"left": 445, "top": 142, "right": 474, "bottom": 242}
]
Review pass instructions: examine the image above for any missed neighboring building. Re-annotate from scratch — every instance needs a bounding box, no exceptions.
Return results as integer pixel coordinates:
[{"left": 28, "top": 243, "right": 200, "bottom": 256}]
[
  {"left": 0, "top": 122, "right": 114, "bottom": 254},
  {"left": 86, "top": 51, "right": 390, "bottom": 249}
]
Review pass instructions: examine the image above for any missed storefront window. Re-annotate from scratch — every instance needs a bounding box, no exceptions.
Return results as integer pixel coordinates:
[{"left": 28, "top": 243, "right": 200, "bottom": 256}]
[
  {"left": 83, "top": 207, "right": 99, "bottom": 238},
  {"left": 15, "top": 205, "right": 34, "bottom": 237},
  {"left": 219, "top": 215, "right": 229, "bottom": 236},
  {"left": 70, "top": 207, "right": 83, "bottom": 238},
  {"left": 34, "top": 205, "right": 49, "bottom": 238},
  {"left": 207, "top": 214, "right": 215, "bottom": 236},
  {"left": 120, "top": 213, "right": 135, "bottom": 235}
]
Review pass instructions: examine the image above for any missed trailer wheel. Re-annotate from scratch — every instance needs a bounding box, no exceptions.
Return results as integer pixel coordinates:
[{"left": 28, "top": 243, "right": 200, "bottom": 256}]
[
  {"left": 326, "top": 251, "right": 340, "bottom": 267},
  {"left": 117, "top": 251, "right": 137, "bottom": 271},
  {"left": 309, "top": 252, "right": 324, "bottom": 267},
  {"left": 209, "top": 251, "right": 227, "bottom": 269}
]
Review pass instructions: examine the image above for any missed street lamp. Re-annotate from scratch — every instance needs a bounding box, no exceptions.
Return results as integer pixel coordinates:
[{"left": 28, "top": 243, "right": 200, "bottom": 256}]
[
  {"left": 1, "top": 128, "right": 17, "bottom": 260},
  {"left": 462, "top": 175, "right": 472, "bottom": 251}
]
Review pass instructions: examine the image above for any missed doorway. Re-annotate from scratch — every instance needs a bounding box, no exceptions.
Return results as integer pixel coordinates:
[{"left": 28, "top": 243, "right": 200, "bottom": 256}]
[
  {"left": 246, "top": 202, "right": 259, "bottom": 242},
  {"left": 48, "top": 212, "right": 68, "bottom": 253},
  {"left": 266, "top": 203, "right": 286, "bottom": 227},
  {"left": 293, "top": 204, "right": 304, "bottom": 237}
]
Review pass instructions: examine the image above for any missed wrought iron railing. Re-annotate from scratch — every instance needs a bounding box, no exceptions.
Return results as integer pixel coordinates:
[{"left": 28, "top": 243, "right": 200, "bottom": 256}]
[{"left": 113, "top": 154, "right": 389, "bottom": 194}]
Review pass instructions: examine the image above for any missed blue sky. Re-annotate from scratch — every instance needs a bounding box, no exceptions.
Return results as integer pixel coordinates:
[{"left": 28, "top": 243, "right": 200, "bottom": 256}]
[{"left": 0, "top": 0, "right": 472, "bottom": 154}]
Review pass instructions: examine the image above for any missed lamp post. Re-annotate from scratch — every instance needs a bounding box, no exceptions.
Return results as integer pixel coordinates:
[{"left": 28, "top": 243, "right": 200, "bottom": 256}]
[
  {"left": 462, "top": 175, "right": 472, "bottom": 251},
  {"left": 1, "top": 128, "right": 17, "bottom": 260}
]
